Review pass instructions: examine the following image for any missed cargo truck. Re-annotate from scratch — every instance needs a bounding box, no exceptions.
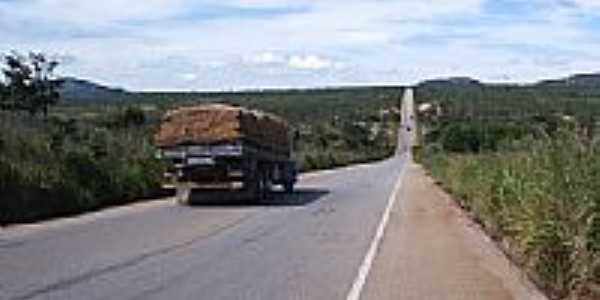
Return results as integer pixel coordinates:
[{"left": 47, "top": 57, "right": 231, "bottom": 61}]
[{"left": 155, "top": 104, "right": 297, "bottom": 204}]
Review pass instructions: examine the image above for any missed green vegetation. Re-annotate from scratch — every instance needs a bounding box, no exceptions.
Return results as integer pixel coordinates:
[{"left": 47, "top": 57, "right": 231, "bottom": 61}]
[
  {"left": 417, "top": 80, "right": 600, "bottom": 121},
  {"left": 0, "top": 52, "right": 63, "bottom": 116},
  {"left": 0, "top": 53, "right": 164, "bottom": 225},
  {"left": 0, "top": 51, "right": 401, "bottom": 225},
  {"left": 421, "top": 132, "right": 599, "bottom": 299},
  {"left": 0, "top": 111, "right": 164, "bottom": 225},
  {"left": 59, "top": 87, "right": 403, "bottom": 171},
  {"left": 417, "top": 81, "right": 600, "bottom": 299},
  {"left": 297, "top": 118, "right": 397, "bottom": 171}
]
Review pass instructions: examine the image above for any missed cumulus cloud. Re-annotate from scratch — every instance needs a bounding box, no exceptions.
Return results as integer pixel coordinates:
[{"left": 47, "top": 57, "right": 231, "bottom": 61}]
[
  {"left": 245, "top": 52, "right": 343, "bottom": 71},
  {"left": 288, "top": 55, "right": 336, "bottom": 70},
  {"left": 245, "top": 52, "right": 285, "bottom": 65}
]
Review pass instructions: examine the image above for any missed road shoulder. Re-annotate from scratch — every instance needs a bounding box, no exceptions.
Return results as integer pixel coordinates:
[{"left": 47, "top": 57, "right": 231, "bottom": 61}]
[{"left": 362, "top": 162, "right": 547, "bottom": 300}]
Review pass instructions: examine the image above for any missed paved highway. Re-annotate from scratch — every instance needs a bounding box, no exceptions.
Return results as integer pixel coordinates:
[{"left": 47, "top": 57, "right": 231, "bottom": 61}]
[{"left": 0, "top": 90, "right": 415, "bottom": 300}]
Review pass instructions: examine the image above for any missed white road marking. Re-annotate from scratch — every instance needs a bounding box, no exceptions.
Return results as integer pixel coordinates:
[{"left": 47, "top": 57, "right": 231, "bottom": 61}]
[{"left": 345, "top": 155, "right": 409, "bottom": 300}]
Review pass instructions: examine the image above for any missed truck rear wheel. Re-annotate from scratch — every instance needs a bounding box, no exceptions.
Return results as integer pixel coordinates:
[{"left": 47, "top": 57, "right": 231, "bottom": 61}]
[
  {"left": 284, "top": 181, "right": 295, "bottom": 193},
  {"left": 255, "top": 167, "right": 273, "bottom": 202}
]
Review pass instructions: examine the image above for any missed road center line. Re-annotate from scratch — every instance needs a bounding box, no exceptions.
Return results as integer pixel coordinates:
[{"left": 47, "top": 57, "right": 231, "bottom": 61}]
[{"left": 345, "top": 155, "right": 408, "bottom": 300}]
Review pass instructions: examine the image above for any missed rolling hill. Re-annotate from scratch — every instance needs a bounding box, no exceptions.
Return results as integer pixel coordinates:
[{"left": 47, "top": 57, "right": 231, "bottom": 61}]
[{"left": 60, "top": 77, "right": 128, "bottom": 103}]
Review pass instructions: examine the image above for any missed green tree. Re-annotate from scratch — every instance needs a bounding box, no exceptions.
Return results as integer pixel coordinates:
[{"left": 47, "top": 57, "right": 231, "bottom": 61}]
[
  {"left": 120, "top": 106, "right": 146, "bottom": 127},
  {"left": 0, "top": 79, "right": 5, "bottom": 103},
  {"left": 1, "top": 51, "right": 63, "bottom": 116}
]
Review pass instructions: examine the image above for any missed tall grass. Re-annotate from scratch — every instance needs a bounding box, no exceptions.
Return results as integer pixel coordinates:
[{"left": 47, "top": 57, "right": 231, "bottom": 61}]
[
  {"left": 0, "top": 112, "right": 164, "bottom": 225},
  {"left": 421, "top": 132, "right": 600, "bottom": 299}
]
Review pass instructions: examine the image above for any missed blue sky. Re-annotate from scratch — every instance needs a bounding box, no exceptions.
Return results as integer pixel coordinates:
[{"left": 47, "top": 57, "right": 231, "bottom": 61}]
[{"left": 2, "top": 0, "right": 600, "bottom": 91}]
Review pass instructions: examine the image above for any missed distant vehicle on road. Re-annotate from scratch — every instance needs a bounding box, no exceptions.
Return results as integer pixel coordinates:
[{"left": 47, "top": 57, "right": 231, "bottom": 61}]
[{"left": 155, "top": 104, "right": 297, "bottom": 204}]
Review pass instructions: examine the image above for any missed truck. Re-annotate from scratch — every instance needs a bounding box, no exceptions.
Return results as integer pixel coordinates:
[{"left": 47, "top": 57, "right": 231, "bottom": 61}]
[{"left": 154, "top": 104, "right": 297, "bottom": 204}]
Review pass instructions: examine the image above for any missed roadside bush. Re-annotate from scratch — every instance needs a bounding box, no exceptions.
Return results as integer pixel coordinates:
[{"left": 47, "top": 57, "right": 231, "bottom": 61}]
[
  {"left": 426, "top": 121, "right": 532, "bottom": 153},
  {"left": 297, "top": 120, "right": 396, "bottom": 172},
  {"left": 0, "top": 112, "right": 164, "bottom": 225}
]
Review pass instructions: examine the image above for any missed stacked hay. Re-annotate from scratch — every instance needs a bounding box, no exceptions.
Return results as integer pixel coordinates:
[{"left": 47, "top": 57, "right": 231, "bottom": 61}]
[{"left": 155, "top": 104, "right": 290, "bottom": 153}]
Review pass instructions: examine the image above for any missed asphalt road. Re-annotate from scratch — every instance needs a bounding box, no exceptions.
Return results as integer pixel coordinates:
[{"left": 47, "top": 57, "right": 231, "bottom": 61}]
[{"left": 0, "top": 91, "right": 415, "bottom": 300}]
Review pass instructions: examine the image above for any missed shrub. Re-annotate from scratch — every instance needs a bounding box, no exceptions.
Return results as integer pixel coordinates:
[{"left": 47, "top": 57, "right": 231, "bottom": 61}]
[
  {"left": 426, "top": 121, "right": 532, "bottom": 153},
  {"left": 0, "top": 112, "right": 164, "bottom": 225}
]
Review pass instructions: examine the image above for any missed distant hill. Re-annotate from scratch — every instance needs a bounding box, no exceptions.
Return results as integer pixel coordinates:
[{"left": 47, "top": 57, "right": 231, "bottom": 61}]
[
  {"left": 60, "top": 77, "right": 128, "bottom": 103},
  {"left": 537, "top": 73, "right": 600, "bottom": 88},
  {"left": 57, "top": 72, "right": 600, "bottom": 105},
  {"left": 418, "top": 77, "right": 483, "bottom": 89},
  {"left": 417, "top": 74, "right": 600, "bottom": 90}
]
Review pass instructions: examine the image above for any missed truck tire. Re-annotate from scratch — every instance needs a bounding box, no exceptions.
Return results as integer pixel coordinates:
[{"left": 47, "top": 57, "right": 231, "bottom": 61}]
[
  {"left": 283, "top": 181, "right": 294, "bottom": 193},
  {"left": 256, "top": 176, "right": 265, "bottom": 201},
  {"left": 255, "top": 167, "right": 273, "bottom": 202},
  {"left": 249, "top": 170, "right": 264, "bottom": 202}
]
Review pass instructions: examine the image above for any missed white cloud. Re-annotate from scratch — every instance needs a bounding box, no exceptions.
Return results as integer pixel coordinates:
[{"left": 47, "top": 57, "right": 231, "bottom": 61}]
[
  {"left": 245, "top": 52, "right": 344, "bottom": 71},
  {"left": 245, "top": 52, "right": 285, "bottom": 65},
  {"left": 181, "top": 73, "right": 198, "bottom": 81},
  {"left": 288, "top": 55, "right": 334, "bottom": 70}
]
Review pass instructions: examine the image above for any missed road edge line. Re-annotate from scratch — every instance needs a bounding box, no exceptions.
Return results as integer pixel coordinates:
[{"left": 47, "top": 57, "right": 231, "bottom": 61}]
[{"left": 345, "top": 155, "right": 408, "bottom": 300}]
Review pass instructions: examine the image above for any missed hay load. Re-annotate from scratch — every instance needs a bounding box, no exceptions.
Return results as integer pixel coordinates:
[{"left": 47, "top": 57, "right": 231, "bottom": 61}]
[{"left": 155, "top": 104, "right": 290, "bottom": 153}]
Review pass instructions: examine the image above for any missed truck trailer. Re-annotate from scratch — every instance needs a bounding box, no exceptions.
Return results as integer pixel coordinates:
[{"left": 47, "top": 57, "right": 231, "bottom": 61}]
[{"left": 155, "top": 104, "right": 297, "bottom": 204}]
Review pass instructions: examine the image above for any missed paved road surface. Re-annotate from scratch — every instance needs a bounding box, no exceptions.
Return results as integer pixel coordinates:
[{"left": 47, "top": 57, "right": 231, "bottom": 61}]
[{"left": 0, "top": 90, "right": 415, "bottom": 300}]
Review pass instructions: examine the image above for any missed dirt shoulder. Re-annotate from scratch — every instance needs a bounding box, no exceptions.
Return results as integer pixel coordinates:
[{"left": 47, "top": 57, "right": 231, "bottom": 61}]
[{"left": 362, "top": 162, "right": 547, "bottom": 300}]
